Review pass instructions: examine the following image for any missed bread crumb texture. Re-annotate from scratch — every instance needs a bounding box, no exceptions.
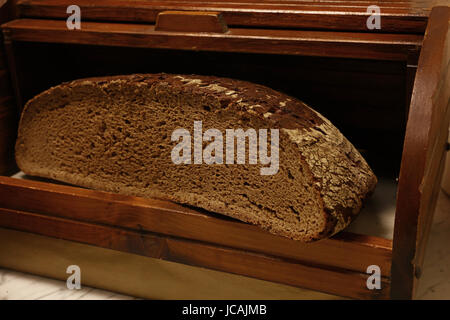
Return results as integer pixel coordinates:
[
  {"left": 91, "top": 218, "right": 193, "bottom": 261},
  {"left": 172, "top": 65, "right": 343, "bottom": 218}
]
[{"left": 15, "top": 73, "right": 377, "bottom": 242}]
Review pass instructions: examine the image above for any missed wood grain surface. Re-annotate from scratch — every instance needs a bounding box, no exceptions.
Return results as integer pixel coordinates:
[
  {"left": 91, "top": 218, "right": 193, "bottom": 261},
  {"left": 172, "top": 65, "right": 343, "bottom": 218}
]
[
  {"left": 0, "top": 176, "right": 392, "bottom": 278},
  {"left": 1, "top": 19, "right": 422, "bottom": 61},
  {"left": 391, "top": 6, "right": 450, "bottom": 299},
  {"left": 16, "top": 0, "right": 433, "bottom": 33},
  {"left": 0, "top": 205, "right": 390, "bottom": 299},
  {"left": 0, "top": 227, "right": 344, "bottom": 299}
]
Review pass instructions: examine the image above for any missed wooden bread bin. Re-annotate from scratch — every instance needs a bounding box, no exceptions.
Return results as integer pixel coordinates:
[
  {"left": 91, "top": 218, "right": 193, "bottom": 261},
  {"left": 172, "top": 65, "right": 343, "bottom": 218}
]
[{"left": 0, "top": 0, "right": 448, "bottom": 300}]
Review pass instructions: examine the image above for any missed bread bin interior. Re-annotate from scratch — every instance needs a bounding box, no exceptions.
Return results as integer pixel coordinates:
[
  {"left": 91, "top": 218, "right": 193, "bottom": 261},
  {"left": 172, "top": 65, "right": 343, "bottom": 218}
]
[{"left": 14, "top": 42, "right": 407, "bottom": 177}]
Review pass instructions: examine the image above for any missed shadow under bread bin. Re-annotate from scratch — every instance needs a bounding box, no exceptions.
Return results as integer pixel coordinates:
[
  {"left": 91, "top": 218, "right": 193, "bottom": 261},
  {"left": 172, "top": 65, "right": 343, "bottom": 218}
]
[{"left": 0, "top": 0, "right": 448, "bottom": 300}]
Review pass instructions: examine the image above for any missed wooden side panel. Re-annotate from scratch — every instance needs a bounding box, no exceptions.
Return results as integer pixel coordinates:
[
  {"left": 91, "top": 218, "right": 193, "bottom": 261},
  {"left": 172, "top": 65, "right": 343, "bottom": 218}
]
[
  {"left": 0, "top": 206, "right": 391, "bottom": 299},
  {"left": 391, "top": 6, "right": 450, "bottom": 300},
  {"left": 0, "top": 227, "right": 344, "bottom": 300},
  {"left": 0, "top": 176, "right": 392, "bottom": 277}
]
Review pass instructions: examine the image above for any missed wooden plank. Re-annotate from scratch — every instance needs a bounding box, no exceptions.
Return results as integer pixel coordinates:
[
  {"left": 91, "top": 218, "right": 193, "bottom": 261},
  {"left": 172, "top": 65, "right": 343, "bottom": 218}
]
[
  {"left": 0, "top": 175, "right": 392, "bottom": 277},
  {"left": 0, "top": 227, "right": 344, "bottom": 300},
  {"left": 164, "top": 237, "right": 391, "bottom": 300},
  {"left": 16, "top": 0, "right": 429, "bottom": 33},
  {"left": 1, "top": 19, "right": 423, "bottom": 61},
  {"left": 0, "top": 207, "right": 391, "bottom": 299},
  {"left": 391, "top": 6, "right": 450, "bottom": 300}
]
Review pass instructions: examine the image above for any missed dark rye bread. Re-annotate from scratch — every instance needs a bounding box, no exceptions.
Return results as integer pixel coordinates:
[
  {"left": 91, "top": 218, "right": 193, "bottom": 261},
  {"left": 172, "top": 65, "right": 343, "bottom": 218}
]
[{"left": 15, "top": 73, "right": 377, "bottom": 242}]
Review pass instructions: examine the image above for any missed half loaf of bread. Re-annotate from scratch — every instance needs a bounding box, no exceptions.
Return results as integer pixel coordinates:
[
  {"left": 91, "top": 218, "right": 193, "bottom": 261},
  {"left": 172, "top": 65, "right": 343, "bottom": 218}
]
[{"left": 15, "top": 73, "right": 377, "bottom": 242}]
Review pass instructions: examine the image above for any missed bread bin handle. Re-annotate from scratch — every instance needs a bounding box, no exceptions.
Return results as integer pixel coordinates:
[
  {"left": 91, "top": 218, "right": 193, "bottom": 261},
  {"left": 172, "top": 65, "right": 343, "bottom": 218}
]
[{"left": 155, "top": 11, "right": 228, "bottom": 33}]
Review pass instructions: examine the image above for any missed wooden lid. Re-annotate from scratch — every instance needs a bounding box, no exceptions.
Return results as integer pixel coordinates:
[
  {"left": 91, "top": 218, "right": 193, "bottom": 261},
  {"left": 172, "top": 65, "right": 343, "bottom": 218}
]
[{"left": 16, "top": 0, "right": 448, "bottom": 33}]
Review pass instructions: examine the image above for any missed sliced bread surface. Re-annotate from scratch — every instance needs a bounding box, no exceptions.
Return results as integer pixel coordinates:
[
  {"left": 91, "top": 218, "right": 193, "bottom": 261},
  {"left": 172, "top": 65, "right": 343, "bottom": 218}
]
[{"left": 15, "top": 73, "right": 377, "bottom": 241}]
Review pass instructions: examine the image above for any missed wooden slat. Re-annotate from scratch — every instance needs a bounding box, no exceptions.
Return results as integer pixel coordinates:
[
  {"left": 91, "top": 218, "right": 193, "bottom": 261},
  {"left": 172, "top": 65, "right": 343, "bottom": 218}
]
[
  {"left": 16, "top": 0, "right": 430, "bottom": 33},
  {"left": 0, "top": 227, "right": 344, "bottom": 299},
  {"left": 1, "top": 19, "right": 423, "bottom": 61},
  {"left": 0, "top": 207, "right": 390, "bottom": 299},
  {"left": 391, "top": 6, "right": 450, "bottom": 299},
  {"left": 0, "top": 175, "right": 392, "bottom": 277}
]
